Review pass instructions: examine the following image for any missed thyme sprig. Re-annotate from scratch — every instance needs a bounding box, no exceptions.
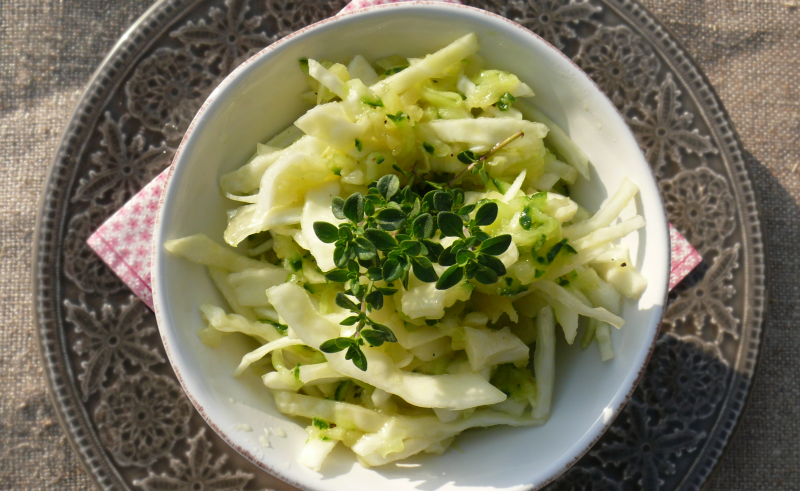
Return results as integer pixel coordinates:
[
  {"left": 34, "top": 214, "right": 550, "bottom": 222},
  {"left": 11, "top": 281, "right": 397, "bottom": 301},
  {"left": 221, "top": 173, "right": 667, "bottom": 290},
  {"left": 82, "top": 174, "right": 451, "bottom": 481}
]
[
  {"left": 314, "top": 134, "right": 521, "bottom": 371},
  {"left": 449, "top": 130, "right": 524, "bottom": 186}
]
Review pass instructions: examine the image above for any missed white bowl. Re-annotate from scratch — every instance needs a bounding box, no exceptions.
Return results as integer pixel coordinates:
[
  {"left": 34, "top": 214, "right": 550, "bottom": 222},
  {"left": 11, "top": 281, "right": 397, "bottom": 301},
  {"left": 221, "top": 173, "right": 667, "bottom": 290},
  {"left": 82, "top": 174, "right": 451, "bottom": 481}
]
[{"left": 153, "top": 3, "right": 670, "bottom": 490}]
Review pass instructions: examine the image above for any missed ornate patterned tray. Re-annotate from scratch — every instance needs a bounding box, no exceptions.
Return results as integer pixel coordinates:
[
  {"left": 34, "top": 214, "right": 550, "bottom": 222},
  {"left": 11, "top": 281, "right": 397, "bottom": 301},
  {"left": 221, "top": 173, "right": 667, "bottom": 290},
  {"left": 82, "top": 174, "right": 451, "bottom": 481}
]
[{"left": 34, "top": 0, "right": 766, "bottom": 489}]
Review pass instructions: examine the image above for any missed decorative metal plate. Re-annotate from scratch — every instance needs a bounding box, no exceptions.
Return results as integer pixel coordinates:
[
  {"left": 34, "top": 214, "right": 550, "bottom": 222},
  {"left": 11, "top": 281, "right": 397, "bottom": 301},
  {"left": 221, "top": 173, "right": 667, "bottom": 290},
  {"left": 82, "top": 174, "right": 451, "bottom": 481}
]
[{"left": 33, "top": 0, "right": 766, "bottom": 489}]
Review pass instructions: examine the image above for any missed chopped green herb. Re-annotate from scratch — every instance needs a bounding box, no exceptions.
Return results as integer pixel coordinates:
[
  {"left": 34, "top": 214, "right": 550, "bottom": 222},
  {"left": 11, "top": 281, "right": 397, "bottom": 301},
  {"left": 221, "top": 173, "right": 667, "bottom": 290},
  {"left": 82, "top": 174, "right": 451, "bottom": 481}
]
[
  {"left": 496, "top": 92, "right": 516, "bottom": 111},
  {"left": 257, "top": 319, "right": 288, "bottom": 333},
  {"left": 422, "top": 141, "right": 435, "bottom": 154},
  {"left": 384, "top": 66, "right": 407, "bottom": 75},
  {"left": 519, "top": 209, "right": 533, "bottom": 230},
  {"left": 355, "top": 138, "right": 363, "bottom": 152},
  {"left": 312, "top": 417, "right": 329, "bottom": 430},
  {"left": 362, "top": 97, "right": 384, "bottom": 107},
  {"left": 531, "top": 234, "right": 547, "bottom": 253},
  {"left": 334, "top": 381, "right": 352, "bottom": 401},
  {"left": 376, "top": 155, "right": 385, "bottom": 164},
  {"left": 546, "top": 238, "right": 570, "bottom": 263},
  {"left": 386, "top": 111, "right": 408, "bottom": 124}
]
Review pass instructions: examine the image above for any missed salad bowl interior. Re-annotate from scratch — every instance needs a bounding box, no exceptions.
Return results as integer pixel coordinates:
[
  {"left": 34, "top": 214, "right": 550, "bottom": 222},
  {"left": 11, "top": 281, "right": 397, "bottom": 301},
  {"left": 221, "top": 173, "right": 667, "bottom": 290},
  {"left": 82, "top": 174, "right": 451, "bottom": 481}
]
[{"left": 153, "top": 3, "right": 670, "bottom": 491}]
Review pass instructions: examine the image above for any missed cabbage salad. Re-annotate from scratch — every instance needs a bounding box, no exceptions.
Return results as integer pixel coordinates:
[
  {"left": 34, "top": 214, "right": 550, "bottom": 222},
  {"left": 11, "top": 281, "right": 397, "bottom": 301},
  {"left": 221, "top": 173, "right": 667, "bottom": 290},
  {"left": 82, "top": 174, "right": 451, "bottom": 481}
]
[{"left": 165, "top": 33, "right": 648, "bottom": 470}]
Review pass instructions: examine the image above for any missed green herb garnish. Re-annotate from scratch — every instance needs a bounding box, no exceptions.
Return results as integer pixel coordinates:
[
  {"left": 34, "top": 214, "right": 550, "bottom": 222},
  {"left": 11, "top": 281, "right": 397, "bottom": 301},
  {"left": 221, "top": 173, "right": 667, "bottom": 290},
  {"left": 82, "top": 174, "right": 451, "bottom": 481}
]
[
  {"left": 258, "top": 319, "right": 288, "bottom": 333},
  {"left": 362, "top": 97, "right": 384, "bottom": 107},
  {"left": 496, "top": 92, "right": 516, "bottom": 111},
  {"left": 313, "top": 135, "right": 520, "bottom": 370},
  {"left": 451, "top": 130, "right": 524, "bottom": 186},
  {"left": 386, "top": 111, "right": 408, "bottom": 125}
]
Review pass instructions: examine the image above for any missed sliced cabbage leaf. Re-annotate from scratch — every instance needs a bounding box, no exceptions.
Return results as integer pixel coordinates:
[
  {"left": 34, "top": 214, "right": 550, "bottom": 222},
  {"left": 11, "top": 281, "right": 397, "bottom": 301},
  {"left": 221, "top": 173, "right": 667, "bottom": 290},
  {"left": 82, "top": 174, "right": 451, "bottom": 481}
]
[
  {"left": 470, "top": 293, "right": 518, "bottom": 323},
  {"left": 399, "top": 281, "right": 473, "bottom": 320},
  {"left": 300, "top": 181, "right": 343, "bottom": 272},
  {"left": 294, "top": 102, "right": 371, "bottom": 152},
  {"left": 372, "top": 33, "right": 479, "bottom": 96},
  {"left": 592, "top": 261, "right": 648, "bottom": 300},
  {"left": 490, "top": 363, "right": 536, "bottom": 409},
  {"left": 267, "top": 283, "right": 507, "bottom": 409},
  {"left": 307, "top": 59, "right": 347, "bottom": 99},
  {"left": 233, "top": 336, "right": 306, "bottom": 377},
  {"left": 543, "top": 193, "right": 578, "bottom": 223},
  {"left": 408, "top": 337, "right": 453, "bottom": 362},
  {"left": 563, "top": 178, "right": 639, "bottom": 240},
  {"left": 250, "top": 139, "right": 333, "bottom": 235},
  {"left": 223, "top": 205, "right": 262, "bottom": 247},
  {"left": 300, "top": 438, "right": 338, "bottom": 472},
  {"left": 200, "top": 303, "right": 283, "bottom": 343},
  {"left": 580, "top": 271, "right": 623, "bottom": 316},
  {"left": 532, "top": 305, "right": 556, "bottom": 419},
  {"left": 274, "top": 391, "right": 543, "bottom": 466},
  {"left": 462, "top": 326, "right": 529, "bottom": 372},
  {"left": 529, "top": 280, "right": 624, "bottom": 328},
  {"left": 164, "top": 234, "right": 267, "bottom": 272},
  {"left": 465, "top": 70, "right": 523, "bottom": 108},
  {"left": 422, "top": 118, "right": 547, "bottom": 147},
  {"left": 549, "top": 296, "right": 578, "bottom": 344},
  {"left": 220, "top": 133, "right": 321, "bottom": 195},
  {"left": 262, "top": 362, "right": 346, "bottom": 390},
  {"left": 348, "top": 54, "right": 379, "bottom": 87},
  {"left": 516, "top": 100, "right": 589, "bottom": 180},
  {"left": 501, "top": 170, "right": 527, "bottom": 203},
  {"left": 369, "top": 297, "right": 447, "bottom": 349},
  {"left": 220, "top": 151, "right": 282, "bottom": 195},
  {"left": 571, "top": 216, "right": 645, "bottom": 251},
  {"left": 595, "top": 322, "right": 615, "bottom": 361},
  {"left": 206, "top": 267, "right": 256, "bottom": 320},
  {"left": 273, "top": 390, "right": 390, "bottom": 433},
  {"left": 228, "top": 266, "right": 288, "bottom": 307}
]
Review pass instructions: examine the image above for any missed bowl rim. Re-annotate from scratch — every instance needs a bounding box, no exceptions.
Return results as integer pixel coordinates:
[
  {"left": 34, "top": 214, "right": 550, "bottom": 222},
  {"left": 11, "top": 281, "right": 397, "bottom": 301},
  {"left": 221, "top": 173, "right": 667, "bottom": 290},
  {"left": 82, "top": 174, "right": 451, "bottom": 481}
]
[{"left": 152, "top": 2, "right": 670, "bottom": 490}]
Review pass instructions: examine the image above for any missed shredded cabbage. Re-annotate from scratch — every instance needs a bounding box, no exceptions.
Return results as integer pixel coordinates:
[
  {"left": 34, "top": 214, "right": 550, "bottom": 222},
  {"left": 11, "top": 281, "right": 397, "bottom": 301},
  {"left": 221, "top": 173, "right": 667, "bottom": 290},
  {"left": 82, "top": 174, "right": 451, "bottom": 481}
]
[
  {"left": 267, "top": 283, "right": 507, "bottom": 410},
  {"left": 165, "top": 34, "right": 650, "bottom": 471}
]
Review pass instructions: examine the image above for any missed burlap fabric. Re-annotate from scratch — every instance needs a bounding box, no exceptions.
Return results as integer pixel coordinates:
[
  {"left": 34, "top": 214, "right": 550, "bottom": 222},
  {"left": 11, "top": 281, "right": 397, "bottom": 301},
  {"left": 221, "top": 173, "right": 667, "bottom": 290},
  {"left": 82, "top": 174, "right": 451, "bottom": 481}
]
[{"left": 1, "top": 0, "right": 797, "bottom": 489}]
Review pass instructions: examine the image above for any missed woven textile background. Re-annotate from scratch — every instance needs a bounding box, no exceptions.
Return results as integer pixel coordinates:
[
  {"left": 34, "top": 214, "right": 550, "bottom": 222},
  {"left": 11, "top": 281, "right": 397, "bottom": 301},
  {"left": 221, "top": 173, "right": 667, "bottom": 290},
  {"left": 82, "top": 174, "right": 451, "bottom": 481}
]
[{"left": 0, "top": 0, "right": 797, "bottom": 489}]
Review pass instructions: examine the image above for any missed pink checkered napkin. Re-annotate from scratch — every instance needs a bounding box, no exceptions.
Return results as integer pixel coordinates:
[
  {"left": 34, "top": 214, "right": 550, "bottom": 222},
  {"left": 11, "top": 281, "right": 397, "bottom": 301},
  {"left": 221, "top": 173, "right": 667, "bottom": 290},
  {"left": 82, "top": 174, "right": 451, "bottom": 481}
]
[
  {"left": 86, "top": 0, "right": 702, "bottom": 310},
  {"left": 668, "top": 224, "right": 702, "bottom": 290},
  {"left": 87, "top": 171, "right": 169, "bottom": 309}
]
